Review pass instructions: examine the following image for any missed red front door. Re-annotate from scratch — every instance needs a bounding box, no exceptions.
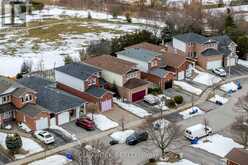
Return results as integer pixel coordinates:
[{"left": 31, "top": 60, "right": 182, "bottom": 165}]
[{"left": 132, "top": 90, "right": 146, "bottom": 102}]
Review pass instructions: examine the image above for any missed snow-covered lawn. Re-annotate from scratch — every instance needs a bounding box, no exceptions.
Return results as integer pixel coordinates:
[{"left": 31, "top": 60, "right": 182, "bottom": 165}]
[
  {"left": 114, "top": 98, "right": 152, "bottom": 118},
  {"left": 193, "top": 70, "right": 221, "bottom": 86},
  {"left": 29, "top": 154, "right": 70, "bottom": 165},
  {"left": 110, "top": 130, "right": 135, "bottom": 143},
  {"left": 220, "top": 82, "right": 238, "bottom": 92},
  {"left": 174, "top": 81, "right": 202, "bottom": 95},
  {"left": 238, "top": 59, "right": 248, "bottom": 68},
  {"left": 209, "top": 95, "right": 228, "bottom": 104},
  {"left": 50, "top": 125, "right": 77, "bottom": 140},
  {"left": 0, "top": 132, "right": 43, "bottom": 159},
  {"left": 179, "top": 107, "right": 205, "bottom": 119},
  {"left": 156, "top": 159, "right": 198, "bottom": 165},
  {"left": 192, "top": 134, "right": 243, "bottom": 157},
  {"left": 87, "top": 114, "right": 119, "bottom": 131}
]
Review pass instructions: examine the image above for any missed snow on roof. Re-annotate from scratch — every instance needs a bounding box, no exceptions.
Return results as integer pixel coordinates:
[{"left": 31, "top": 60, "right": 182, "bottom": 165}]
[{"left": 186, "top": 124, "right": 205, "bottom": 132}]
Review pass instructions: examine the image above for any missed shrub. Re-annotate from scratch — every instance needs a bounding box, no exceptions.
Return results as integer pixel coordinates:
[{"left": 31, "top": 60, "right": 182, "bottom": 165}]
[
  {"left": 148, "top": 87, "right": 162, "bottom": 95},
  {"left": 125, "top": 13, "right": 132, "bottom": 23},
  {"left": 88, "top": 12, "right": 92, "bottom": 19},
  {"left": 166, "top": 99, "right": 176, "bottom": 108},
  {"left": 174, "top": 95, "right": 183, "bottom": 104},
  {"left": 6, "top": 133, "right": 22, "bottom": 154}
]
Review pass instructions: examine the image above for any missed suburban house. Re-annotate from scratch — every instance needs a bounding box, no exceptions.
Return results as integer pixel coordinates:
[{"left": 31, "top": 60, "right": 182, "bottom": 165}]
[
  {"left": 128, "top": 42, "right": 189, "bottom": 80},
  {"left": 225, "top": 148, "right": 248, "bottom": 165},
  {"left": 116, "top": 47, "right": 175, "bottom": 89},
  {"left": 55, "top": 63, "right": 113, "bottom": 112},
  {"left": 84, "top": 55, "right": 149, "bottom": 102},
  {"left": 167, "top": 32, "right": 238, "bottom": 70}
]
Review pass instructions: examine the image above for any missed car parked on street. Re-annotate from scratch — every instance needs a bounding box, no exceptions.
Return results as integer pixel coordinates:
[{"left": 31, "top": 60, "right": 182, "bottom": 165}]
[
  {"left": 34, "top": 130, "right": 55, "bottom": 144},
  {"left": 126, "top": 131, "right": 148, "bottom": 145},
  {"left": 75, "top": 116, "right": 95, "bottom": 130},
  {"left": 212, "top": 68, "right": 226, "bottom": 77},
  {"left": 184, "top": 124, "right": 212, "bottom": 140}
]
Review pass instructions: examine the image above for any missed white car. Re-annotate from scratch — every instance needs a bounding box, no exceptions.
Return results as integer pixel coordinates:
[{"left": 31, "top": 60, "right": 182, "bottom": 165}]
[
  {"left": 144, "top": 94, "right": 160, "bottom": 105},
  {"left": 212, "top": 68, "right": 226, "bottom": 77},
  {"left": 184, "top": 124, "right": 212, "bottom": 140},
  {"left": 34, "top": 130, "right": 55, "bottom": 144},
  {"left": 18, "top": 122, "right": 32, "bottom": 133}
]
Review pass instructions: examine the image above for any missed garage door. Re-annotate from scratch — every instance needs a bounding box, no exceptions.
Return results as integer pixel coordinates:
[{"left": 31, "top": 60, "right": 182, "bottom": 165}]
[
  {"left": 165, "top": 80, "right": 173, "bottom": 89},
  {"left": 178, "top": 71, "right": 185, "bottom": 80},
  {"left": 132, "top": 90, "right": 146, "bottom": 102},
  {"left": 58, "top": 112, "right": 70, "bottom": 125},
  {"left": 101, "top": 99, "right": 112, "bottom": 112},
  {"left": 36, "top": 117, "right": 49, "bottom": 130},
  {"left": 227, "top": 58, "right": 236, "bottom": 66},
  {"left": 207, "top": 60, "right": 222, "bottom": 70}
]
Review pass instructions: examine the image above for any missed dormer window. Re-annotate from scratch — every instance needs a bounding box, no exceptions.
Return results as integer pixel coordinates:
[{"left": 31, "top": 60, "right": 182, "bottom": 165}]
[{"left": 22, "top": 94, "right": 32, "bottom": 103}]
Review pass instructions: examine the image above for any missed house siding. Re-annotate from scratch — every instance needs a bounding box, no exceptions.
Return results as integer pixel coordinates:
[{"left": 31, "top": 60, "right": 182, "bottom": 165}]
[
  {"left": 173, "top": 38, "right": 187, "bottom": 52},
  {"left": 198, "top": 55, "right": 223, "bottom": 69},
  {"left": 11, "top": 93, "right": 36, "bottom": 109},
  {"left": 141, "top": 72, "right": 174, "bottom": 89},
  {"left": 101, "top": 70, "right": 124, "bottom": 87}
]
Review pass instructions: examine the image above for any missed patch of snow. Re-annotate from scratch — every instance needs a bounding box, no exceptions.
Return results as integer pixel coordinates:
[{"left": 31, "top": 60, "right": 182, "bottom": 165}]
[
  {"left": 0, "top": 132, "right": 43, "bottom": 159},
  {"left": 87, "top": 114, "right": 119, "bottom": 131},
  {"left": 192, "top": 134, "right": 243, "bottom": 157},
  {"left": 114, "top": 98, "right": 152, "bottom": 118},
  {"left": 4, "top": 125, "right": 12, "bottom": 130},
  {"left": 156, "top": 159, "right": 199, "bottom": 165},
  {"left": 174, "top": 81, "right": 203, "bottom": 95},
  {"left": 179, "top": 107, "right": 205, "bottom": 119},
  {"left": 153, "top": 119, "right": 170, "bottom": 129},
  {"left": 238, "top": 59, "right": 248, "bottom": 68},
  {"left": 220, "top": 82, "right": 238, "bottom": 92},
  {"left": 110, "top": 130, "right": 135, "bottom": 143},
  {"left": 50, "top": 125, "right": 77, "bottom": 141},
  {"left": 209, "top": 95, "right": 228, "bottom": 104},
  {"left": 28, "top": 154, "right": 70, "bottom": 165},
  {"left": 193, "top": 70, "right": 221, "bottom": 86}
]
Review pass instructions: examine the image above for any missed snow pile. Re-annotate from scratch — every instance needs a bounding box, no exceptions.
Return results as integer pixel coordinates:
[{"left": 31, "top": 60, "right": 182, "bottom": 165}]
[
  {"left": 154, "top": 104, "right": 169, "bottom": 111},
  {"left": 110, "top": 130, "right": 135, "bottom": 143},
  {"left": 87, "top": 114, "right": 119, "bottom": 131},
  {"left": 209, "top": 95, "right": 228, "bottom": 104},
  {"left": 50, "top": 125, "right": 77, "bottom": 140},
  {"left": 179, "top": 107, "right": 205, "bottom": 119},
  {"left": 114, "top": 98, "right": 152, "bottom": 118},
  {"left": 0, "top": 132, "right": 44, "bottom": 159},
  {"left": 193, "top": 70, "right": 221, "bottom": 86},
  {"left": 174, "top": 81, "right": 202, "bottom": 95},
  {"left": 238, "top": 59, "right": 248, "bottom": 68},
  {"left": 220, "top": 82, "right": 238, "bottom": 92},
  {"left": 156, "top": 159, "right": 198, "bottom": 165},
  {"left": 28, "top": 154, "right": 70, "bottom": 165},
  {"left": 192, "top": 134, "right": 243, "bottom": 157}
]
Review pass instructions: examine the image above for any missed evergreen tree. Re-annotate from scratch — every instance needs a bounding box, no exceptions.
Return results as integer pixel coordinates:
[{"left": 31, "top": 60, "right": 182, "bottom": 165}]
[
  {"left": 6, "top": 133, "right": 22, "bottom": 154},
  {"left": 64, "top": 55, "right": 74, "bottom": 64}
]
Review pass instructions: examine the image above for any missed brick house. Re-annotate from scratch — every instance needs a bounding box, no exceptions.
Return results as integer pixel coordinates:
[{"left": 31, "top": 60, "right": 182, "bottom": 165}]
[
  {"left": 167, "top": 33, "right": 238, "bottom": 70},
  {"left": 55, "top": 63, "right": 113, "bottom": 112},
  {"left": 84, "top": 55, "right": 149, "bottom": 102},
  {"left": 116, "top": 48, "right": 175, "bottom": 89},
  {"left": 225, "top": 148, "right": 248, "bottom": 165}
]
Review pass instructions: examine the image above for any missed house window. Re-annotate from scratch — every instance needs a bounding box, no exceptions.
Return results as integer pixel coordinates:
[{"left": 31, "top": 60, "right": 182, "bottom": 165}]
[
  {"left": 151, "top": 60, "right": 158, "bottom": 67},
  {"left": 21, "top": 97, "right": 24, "bottom": 102},
  {"left": 3, "top": 96, "right": 6, "bottom": 102},
  {"left": 127, "top": 72, "right": 137, "bottom": 80}
]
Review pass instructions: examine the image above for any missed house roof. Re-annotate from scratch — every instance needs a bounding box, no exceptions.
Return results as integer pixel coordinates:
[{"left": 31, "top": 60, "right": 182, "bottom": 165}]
[
  {"left": 225, "top": 148, "right": 248, "bottom": 165},
  {"left": 0, "top": 76, "right": 15, "bottom": 94},
  {"left": 17, "top": 76, "right": 53, "bottom": 91},
  {"left": 85, "top": 87, "right": 108, "bottom": 98},
  {"left": 116, "top": 48, "right": 162, "bottom": 62},
  {"left": 123, "top": 78, "right": 148, "bottom": 89},
  {"left": 19, "top": 103, "right": 49, "bottom": 117},
  {"left": 12, "top": 87, "right": 36, "bottom": 97},
  {"left": 55, "top": 63, "right": 101, "bottom": 81},
  {"left": 149, "top": 68, "right": 170, "bottom": 78},
  {"left": 201, "top": 48, "right": 222, "bottom": 56},
  {"left": 174, "top": 32, "right": 209, "bottom": 44},
  {"left": 84, "top": 55, "right": 137, "bottom": 75},
  {"left": 162, "top": 53, "right": 186, "bottom": 68},
  {"left": 210, "top": 35, "right": 233, "bottom": 46},
  {"left": 127, "top": 42, "right": 167, "bottom": 54}
]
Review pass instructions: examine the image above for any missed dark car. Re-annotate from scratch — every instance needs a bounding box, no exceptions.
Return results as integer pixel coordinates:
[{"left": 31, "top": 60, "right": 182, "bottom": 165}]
[
  {"left": 126, "top": 132, "right": 148, "bottom": 145},
  {"left": 76, "top": 117, "right": 95, "bottom": 130}
]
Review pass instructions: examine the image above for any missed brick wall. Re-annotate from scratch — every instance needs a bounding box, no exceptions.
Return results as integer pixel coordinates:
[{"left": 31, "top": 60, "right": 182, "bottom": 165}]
[
  {"left": 141, "top": 72, "right": 174, "bottom": 89},
  {"left": 11, "top": 93, "right": 36, "bottom": 109},
  {"left": 198, "top": 55, "right": 223, "bottom": 69}
]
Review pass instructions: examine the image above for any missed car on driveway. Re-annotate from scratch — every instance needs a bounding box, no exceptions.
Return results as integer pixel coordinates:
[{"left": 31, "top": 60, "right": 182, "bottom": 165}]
[
  {"left": 184, "top": 124, "right": 212, "bottom": 140},
  {"left": 212, "top": 68, "right": 226, "bottom": 77},
  {"left": 75, "top": 116, "right": 95, "bottom": 130},
  {"left": 34, "top": 130, "right": 55, "bottom": 144},
  {"left": 18, "top": 122, "right": 32, "bottom": 133},
  {"left": 126, "top": 131, "right": 148, "bottom": 145}
]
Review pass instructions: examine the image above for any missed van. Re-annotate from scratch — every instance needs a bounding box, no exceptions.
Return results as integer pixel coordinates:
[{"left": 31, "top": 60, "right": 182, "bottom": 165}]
[{"left": 184, "top": 124, "right": 212, "bottom": 140}]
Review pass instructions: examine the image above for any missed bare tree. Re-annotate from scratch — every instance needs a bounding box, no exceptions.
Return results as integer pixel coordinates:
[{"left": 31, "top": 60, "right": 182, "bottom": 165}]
[
  {"left": 87, "top": 103, "right": 98, "bottom": 121},
  {"left": 143, "top": 116, "right": 181, "bottom": 160},
  {"left": 77, "top": 140, "right": 122, "bottom": 165},
  {"left": 120, "top": 116, "right": 126, "bottom": 131}
]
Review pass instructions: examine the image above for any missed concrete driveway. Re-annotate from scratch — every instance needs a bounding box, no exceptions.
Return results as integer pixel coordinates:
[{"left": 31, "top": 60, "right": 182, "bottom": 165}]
[{"left": 224, "top": 64, "right": 248, "bottom": 77}]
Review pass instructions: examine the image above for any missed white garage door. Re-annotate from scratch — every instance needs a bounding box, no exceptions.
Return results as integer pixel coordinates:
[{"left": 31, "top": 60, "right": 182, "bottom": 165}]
[
  {"left": 58, "top": 112, "right": 70, "bottom": 125},
  {"left": 207, "top": 60, "right": 222, "bottom": 70},
  {"left": 36, "top": 117, "right": 49, "bottom": 130},
  {"left": 178, "top": 71, "right": 185, "bottom": 80},
  {"left": 227, "top": 58, "right": 236, "bottom": 66},
  {"left": 101, "top": 100, "right": 112, "bottom": 112}
]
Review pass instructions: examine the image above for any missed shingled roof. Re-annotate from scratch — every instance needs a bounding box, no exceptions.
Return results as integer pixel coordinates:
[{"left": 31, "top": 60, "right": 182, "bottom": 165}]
[
  {"left": 124, "top": 78, "right": 148, "bottom": 89},
  {"left": 127, "top": 42, "right": 167, "bottom": 54},
  {"left": 225, "top": 148, "right": 248, "bottom": 165},
  {"left": 174, "top": 32, "right": 209, "bottom": 44},
  {"left": 201, "top": 48, "right": 222, "bottom": 56},
  {"left": 84, "top": 55, "right": 137, "bottom": 75}
]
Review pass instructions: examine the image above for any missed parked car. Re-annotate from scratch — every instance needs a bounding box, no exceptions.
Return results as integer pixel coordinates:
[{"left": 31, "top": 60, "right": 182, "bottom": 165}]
[
  {"left": 212, "top": 68, "right": 226, "bottom": 77},
  {"left": 184, "top": 124, "right": 212, "bottom": 140},
  {"left": 76, "top": 116, "right": 95, "bottom": 130},
  {"left": 34, "top": 130, "right": 55, "bottom": 144},
  {"left": 144, "top": 95, "right": 160, "bottom": 105},
  {"left": 18, "top": 122, "right": 32, "bottom": 133},
  {"left": 153, "top": 119, "right": 170, "bottom": 130},
  {"left": 126, "top": 132, "right": 148, "bottom": 145}
]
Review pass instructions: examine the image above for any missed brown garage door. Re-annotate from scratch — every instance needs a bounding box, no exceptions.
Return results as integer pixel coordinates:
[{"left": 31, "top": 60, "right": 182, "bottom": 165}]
[
  {"left": 132, "top": 90, "right": 146, "bottom": 102},
  {"left": 165, "top": 80, "right": 173, "bottom": 89}
]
